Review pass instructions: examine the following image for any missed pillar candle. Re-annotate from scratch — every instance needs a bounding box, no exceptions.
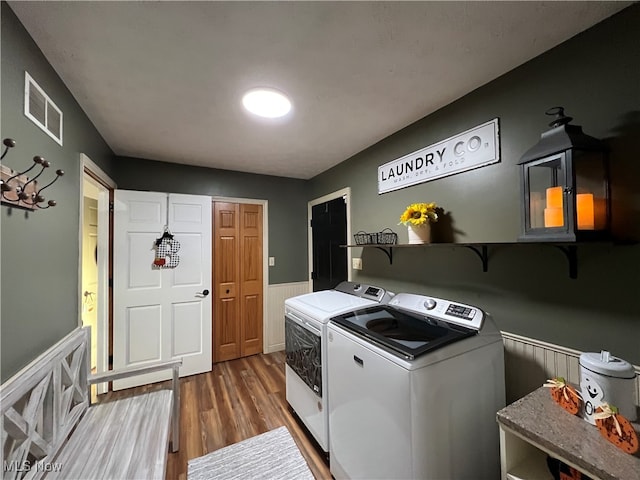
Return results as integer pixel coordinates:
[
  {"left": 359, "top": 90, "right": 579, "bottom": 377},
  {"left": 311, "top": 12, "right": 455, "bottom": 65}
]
[
  {"left": 544, "top": 207, "right": 564, "bottom": 227},
  {"left": 544, "top": 187, "right": 564, "bottom": 227},
  {"left": 576, "top": 193, "right": 595, "bottom": 230},
  {"left": 546, "top": 186, "right": 563, "bottom": 209},
  {"left": 530, "top": 191, "right": 543, "bottom": 228}
]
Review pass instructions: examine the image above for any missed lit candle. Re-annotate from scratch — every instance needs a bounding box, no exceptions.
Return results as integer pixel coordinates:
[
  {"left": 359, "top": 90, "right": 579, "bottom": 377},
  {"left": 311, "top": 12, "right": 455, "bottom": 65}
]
[
  {"left": 576, "top": 193, "right": 595, "bottom": 230},
  {"left": 544, "top": 207, "right": 564, "bottom": 227},
  {"left": 546, "top": 186, "right": 563, "bottom": 209},
  {"left": 544, "top": 186, "right": 564, "bottom": 227}
]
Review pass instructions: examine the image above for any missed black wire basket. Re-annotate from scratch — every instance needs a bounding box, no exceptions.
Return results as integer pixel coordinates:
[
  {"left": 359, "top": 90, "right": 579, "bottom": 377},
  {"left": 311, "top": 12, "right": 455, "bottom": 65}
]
[
  {"left": 376, "top": 228, "right": 397, "bottom": 245},
  {"left": 353, "top": 228, "right": 397, "bottom": 245},
  {"left": 353, "top": 231, "right": 378, "bottom": 245}
]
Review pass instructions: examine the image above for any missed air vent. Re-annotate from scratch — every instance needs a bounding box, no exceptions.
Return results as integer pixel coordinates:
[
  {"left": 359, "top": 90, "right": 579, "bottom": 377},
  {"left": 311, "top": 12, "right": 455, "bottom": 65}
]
[{"left": 24, "top": 72, "right": 63, "bottom": 146}]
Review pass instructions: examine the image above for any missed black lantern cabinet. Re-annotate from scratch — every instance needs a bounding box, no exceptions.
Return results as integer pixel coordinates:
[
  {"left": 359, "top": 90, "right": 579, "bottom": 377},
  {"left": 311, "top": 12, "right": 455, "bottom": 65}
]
[{"left": 518, "top": 107, "right": 610, "bottom": 242}]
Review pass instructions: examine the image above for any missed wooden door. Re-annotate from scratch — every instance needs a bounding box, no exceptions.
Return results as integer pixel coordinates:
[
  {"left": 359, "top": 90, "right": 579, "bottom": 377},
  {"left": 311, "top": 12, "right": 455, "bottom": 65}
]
[
  {"left": 213, "top": 202, "right": 263, "bottom": 362},
  {"left": 239, "top": 203, "right": 263, "bottom": 356},
  {"left": 213, "top": 202, "right": 240, "bottom": 361}
]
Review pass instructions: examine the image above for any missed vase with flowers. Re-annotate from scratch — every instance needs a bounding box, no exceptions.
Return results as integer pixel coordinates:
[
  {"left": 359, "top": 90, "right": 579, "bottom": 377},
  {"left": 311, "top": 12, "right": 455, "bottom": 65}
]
[{"left": 399, "top": 202, "right": 438, "bottom": 244}]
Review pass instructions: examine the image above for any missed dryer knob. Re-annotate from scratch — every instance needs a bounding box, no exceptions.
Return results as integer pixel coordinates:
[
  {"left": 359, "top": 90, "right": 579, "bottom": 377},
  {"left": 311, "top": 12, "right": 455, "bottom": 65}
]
[{"left": 423, "top": 299, "right": 437, "bottom": 310}]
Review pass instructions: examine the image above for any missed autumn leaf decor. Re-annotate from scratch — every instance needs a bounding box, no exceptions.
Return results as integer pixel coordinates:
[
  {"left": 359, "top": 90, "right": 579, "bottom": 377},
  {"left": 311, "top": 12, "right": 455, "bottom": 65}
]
[
  {"left": 399, "top": 203, "right": 438, "bottom": 227},
  {"left": 594, "top": 403, "right": 639, "bottom": 454},
  {"left": 544, "top": 377, "right": 582, "bottom": 415}
]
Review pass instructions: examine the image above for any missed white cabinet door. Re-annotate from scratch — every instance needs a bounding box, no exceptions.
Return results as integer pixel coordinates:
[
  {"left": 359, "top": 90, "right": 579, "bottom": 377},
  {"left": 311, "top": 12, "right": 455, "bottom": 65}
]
[{"left": 113, "top": 190, "right": 212, "bottom": 389}]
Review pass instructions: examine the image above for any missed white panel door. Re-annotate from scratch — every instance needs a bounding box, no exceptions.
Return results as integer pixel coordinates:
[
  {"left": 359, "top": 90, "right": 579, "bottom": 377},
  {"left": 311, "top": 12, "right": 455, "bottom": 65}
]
[{"left": 113, "top": 190, "right": 212, "bottom": 390}]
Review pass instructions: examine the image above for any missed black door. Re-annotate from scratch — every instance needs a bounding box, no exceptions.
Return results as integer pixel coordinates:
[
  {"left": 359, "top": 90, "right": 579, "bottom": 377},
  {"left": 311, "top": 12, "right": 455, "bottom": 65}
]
[{"left": 311, "top": 197, "right": 347, "bottom": 292}]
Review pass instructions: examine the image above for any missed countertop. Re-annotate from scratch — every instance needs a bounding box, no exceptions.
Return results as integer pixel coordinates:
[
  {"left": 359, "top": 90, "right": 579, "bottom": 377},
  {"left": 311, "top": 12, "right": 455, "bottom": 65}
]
[{"left": 497, "top": 386, "right": 640, "bottom": 480}]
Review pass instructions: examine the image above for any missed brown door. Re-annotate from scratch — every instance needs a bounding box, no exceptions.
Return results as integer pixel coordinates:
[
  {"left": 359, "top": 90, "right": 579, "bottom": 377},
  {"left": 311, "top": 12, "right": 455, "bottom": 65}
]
[
  {"left": 239, "top": 203, "right": 263, "bottom": 356},
  {"left": 213, "top": 202, "right": 263, "bottom": 362}
]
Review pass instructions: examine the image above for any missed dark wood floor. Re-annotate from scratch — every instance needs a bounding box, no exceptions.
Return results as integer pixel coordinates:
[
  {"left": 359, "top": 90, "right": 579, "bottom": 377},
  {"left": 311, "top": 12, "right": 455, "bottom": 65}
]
[{"left": 97, "top": 351, "right": 331, "bottom": 480}]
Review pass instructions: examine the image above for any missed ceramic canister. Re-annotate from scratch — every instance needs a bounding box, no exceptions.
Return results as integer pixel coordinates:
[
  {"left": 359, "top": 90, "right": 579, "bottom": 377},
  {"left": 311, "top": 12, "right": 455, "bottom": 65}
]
[{"left": 579, "top": 350, "right": 637, "bottom": 424}]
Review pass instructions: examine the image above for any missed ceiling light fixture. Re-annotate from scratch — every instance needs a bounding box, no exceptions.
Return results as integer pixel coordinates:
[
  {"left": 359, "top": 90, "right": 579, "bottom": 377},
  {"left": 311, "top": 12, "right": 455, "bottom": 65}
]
[{"left": 242, "top": 88, "right": 292, "bottom": 118}]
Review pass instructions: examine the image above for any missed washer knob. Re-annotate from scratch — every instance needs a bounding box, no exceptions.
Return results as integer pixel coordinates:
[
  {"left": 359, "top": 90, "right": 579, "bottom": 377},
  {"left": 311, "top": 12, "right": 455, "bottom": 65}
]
[{"left": 423, "top": 299, "right": 437, "bottom": 310}]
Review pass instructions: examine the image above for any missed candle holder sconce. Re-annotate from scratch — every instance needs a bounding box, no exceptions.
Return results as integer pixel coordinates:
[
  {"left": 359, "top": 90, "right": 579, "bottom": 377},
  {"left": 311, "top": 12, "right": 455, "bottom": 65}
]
[
  {"left": 518, "top": 107, "right": 610, "bottom": 242},
  {"left": 0, "top": 138, "right": 64, "bottom": 210}
]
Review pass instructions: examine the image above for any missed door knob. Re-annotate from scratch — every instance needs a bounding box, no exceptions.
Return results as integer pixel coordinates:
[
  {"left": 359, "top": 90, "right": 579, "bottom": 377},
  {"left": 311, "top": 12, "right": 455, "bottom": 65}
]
[{"left": 198, "top": 289, "right": 210, "bottom": 297}]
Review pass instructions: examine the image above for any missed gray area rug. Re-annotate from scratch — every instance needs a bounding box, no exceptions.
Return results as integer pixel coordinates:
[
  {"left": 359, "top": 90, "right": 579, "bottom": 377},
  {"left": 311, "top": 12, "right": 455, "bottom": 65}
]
[{"left": 187, "top": 426, "right": 315, "bottom": 480}]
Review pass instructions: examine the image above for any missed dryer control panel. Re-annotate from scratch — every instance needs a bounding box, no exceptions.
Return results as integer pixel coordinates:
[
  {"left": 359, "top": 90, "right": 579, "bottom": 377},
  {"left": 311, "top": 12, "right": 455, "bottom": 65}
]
[{"left": 334, "top": 281, "right": 394, "bottom": 303}]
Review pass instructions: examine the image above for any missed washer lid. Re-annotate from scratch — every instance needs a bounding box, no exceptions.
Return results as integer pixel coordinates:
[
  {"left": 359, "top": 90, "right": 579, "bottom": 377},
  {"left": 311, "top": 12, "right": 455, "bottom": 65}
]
[
  {"left": 286, "top": 290, "right": 376, "bottom": 322},
  {"left": 579, "top": 351, "right": 636, "bottom": 379},
  {"left": 330, "top": 304, "right": 476, "bottom": 360}
]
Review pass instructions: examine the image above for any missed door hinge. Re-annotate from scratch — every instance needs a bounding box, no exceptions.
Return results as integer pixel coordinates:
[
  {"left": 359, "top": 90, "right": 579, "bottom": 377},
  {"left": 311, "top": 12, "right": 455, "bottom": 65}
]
[
  {"left": 311, "top": 271, "right": 317, "bottom": 279},
  {"left": 109, "top": 201, "right": 114, "bottom": 212}
]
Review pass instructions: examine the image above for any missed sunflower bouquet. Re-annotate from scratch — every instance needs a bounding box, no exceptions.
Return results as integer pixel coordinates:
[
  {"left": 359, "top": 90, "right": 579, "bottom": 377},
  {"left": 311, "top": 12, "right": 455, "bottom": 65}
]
[{"left": 399, "top": 202, "right": 438, "bottom": 226}]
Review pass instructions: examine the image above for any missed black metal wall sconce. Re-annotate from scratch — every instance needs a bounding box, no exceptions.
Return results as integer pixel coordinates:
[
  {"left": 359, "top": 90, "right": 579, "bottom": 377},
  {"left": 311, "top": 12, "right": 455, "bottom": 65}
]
[{"left": 0, "top": 138, "right": 64, "bottom": 210}]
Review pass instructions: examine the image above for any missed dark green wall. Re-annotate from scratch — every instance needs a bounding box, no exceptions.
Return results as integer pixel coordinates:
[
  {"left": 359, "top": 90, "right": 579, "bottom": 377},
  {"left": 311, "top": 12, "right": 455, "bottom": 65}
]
[
  {"left": 310, "top": 5, "right": 640, "bottom": 365},
  {"left": 0, "top": 2, "right": 309, "bottom": 381},
  {"left": 112, "top": 156, "right": 309, "bottom": 284},
  {"left": 3, "top": 1, "right": 639, "bottom": 386},
  {"left": 1, "top": 3, "right": 116, "bottom": 380}
]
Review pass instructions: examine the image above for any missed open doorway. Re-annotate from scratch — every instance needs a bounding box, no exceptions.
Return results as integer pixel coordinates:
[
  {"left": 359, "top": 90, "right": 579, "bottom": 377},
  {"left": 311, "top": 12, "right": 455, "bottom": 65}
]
[
  {"left": 80, "top": 154, "right": 115, "bottom": 394},
  {"left": 308, "top": 188, "right": 351, "bottom": 292},
  {"left": 81, "top": 181, "right": 99, "bottom": 369}
]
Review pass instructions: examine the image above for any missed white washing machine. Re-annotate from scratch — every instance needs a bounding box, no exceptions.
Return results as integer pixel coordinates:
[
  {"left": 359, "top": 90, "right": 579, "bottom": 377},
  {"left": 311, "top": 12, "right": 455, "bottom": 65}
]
[
  {"left": 327, "top": 293, "right": 505, "bottom": 479},
  {"left": 285, "top": 281, "right": 393, "bottom": 454}
]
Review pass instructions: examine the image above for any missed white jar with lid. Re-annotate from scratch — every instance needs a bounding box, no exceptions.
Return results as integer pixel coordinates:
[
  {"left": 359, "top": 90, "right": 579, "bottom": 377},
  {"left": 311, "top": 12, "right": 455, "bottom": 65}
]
[{"left": 579, "top": 350, "right": 637, "bottom": 424}]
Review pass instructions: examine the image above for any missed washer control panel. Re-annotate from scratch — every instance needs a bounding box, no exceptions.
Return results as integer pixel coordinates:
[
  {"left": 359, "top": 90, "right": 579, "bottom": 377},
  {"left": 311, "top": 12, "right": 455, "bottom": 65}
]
[
  {"left": 445, "top": 304, "right": 476, "bottom": 320},
  {"left": 389, "top": 293, "right": 484, "bottom": 331}
]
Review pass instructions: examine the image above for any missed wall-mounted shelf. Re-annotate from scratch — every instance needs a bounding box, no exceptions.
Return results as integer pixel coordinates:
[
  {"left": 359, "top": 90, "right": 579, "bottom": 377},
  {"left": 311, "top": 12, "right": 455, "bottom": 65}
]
[{"left": 342, "top": 241, "right": 628, "bottom": 279}]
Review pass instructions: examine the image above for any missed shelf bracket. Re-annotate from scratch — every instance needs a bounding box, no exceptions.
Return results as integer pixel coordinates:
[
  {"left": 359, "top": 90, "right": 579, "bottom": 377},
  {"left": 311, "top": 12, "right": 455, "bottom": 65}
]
[
  {"left": 553, "top": 245, "right": 578, "bottom": 279},
  {"left": 463, "top": 245, "right": 489, "bottom": 272},
  {"left": 374, "top": 246, "right": 393, "bottom": 264}
]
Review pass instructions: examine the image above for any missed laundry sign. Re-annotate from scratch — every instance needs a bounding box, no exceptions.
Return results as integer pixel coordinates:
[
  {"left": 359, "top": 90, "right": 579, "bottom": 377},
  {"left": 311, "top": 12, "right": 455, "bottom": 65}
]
[{"left": 378, "top": 118, "right": 500, "bottom": 194}]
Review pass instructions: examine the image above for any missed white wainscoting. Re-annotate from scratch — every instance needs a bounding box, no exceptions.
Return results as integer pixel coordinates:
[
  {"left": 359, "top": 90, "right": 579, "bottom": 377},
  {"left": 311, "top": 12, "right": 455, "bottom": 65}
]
[
  {"left": 502, "top": 331, "right": 640, "bottom": 406},
  {"left": 264, "top": 282, "right": 310, "bottom": 354}
]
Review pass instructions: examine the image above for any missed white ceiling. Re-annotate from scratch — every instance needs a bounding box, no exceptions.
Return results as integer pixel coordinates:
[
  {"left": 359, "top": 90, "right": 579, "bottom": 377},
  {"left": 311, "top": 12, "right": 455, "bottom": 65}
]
[{"left": 9, "top": 1, "right": 631, "bottom": 179}]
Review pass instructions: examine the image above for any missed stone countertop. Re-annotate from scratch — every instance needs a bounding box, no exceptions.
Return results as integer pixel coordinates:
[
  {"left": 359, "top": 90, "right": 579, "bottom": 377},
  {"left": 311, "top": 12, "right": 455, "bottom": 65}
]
[{"left": 496, "top": 386, "right": 640, "bottom": 480}]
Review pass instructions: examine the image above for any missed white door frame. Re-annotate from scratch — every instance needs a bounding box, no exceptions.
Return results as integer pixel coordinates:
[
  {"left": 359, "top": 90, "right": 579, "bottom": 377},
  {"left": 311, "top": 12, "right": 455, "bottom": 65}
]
[
  {"left": 211, "top": 196, "right": 270, "bottom": 353},
  {"left": 307, "top": 187, "right": 352, "bottom": 291},
  {"left": 79, "top": 154, "right": 116, "bottom": 393}
]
